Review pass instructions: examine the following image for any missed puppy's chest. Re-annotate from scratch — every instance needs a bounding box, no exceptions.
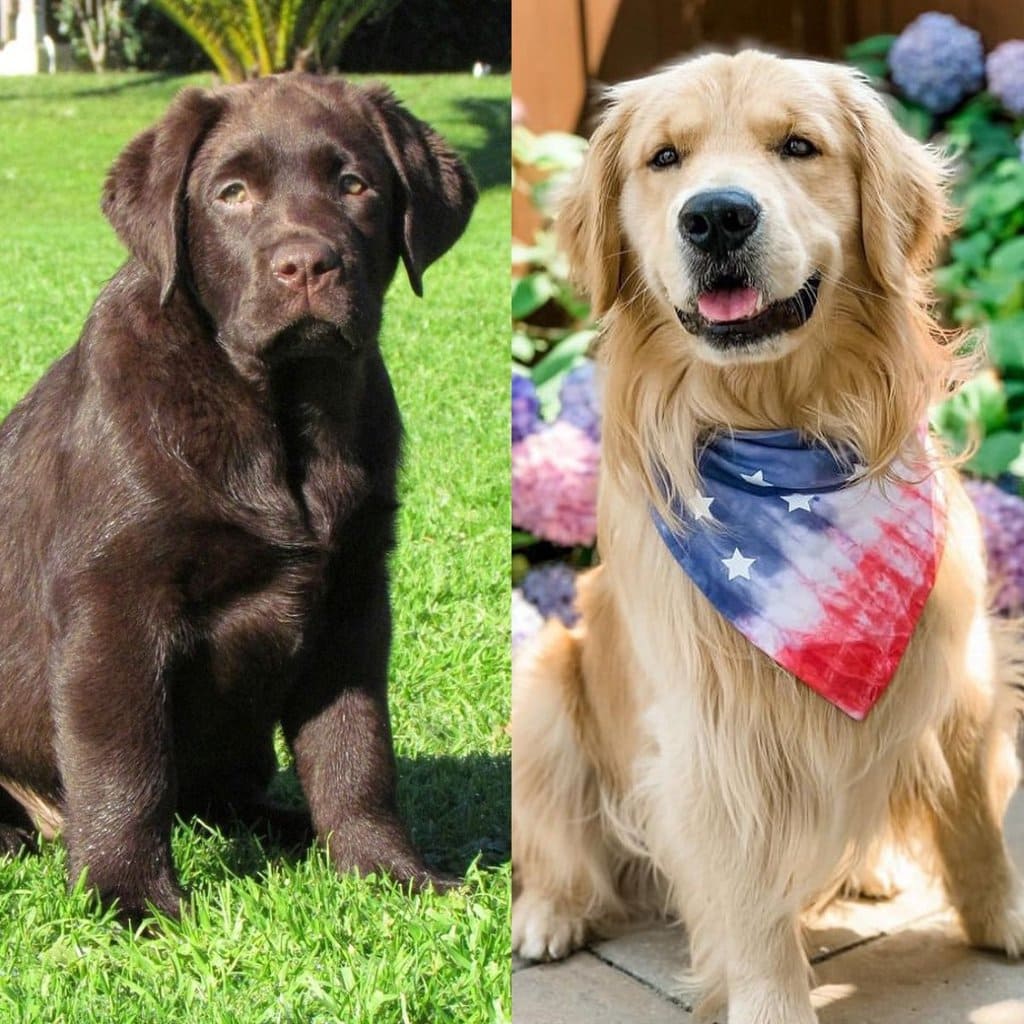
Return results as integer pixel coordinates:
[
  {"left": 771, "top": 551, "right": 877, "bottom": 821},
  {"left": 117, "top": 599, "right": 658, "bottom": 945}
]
[{"left": 180, "top": 519, "right": 324, "bottom": 630}]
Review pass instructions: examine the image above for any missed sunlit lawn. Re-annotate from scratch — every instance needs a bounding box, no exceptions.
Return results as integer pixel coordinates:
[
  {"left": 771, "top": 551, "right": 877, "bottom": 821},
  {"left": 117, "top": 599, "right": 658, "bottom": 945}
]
[{"left": 0, "top": 70, "right": 510, "bottom": 1023}]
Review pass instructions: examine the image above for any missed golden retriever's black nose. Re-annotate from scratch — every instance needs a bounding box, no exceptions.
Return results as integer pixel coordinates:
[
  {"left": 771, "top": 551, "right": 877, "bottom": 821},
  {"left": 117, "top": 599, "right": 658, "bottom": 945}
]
[
  {"left": 680, "top": 189, "right": 761, "bottom": 258},
  {"left": 271, "top": 241, "right": 341, "bottom": 293}
]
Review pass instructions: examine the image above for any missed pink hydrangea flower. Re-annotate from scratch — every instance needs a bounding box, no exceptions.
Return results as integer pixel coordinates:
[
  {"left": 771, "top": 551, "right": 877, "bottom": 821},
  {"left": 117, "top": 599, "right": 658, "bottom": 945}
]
[{"left": 512, "top": 421, "right": 599, "bottom": 547}]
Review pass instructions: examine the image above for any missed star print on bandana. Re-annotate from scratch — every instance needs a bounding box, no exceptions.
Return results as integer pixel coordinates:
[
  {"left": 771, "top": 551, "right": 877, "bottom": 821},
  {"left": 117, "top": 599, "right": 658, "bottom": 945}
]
[
  {"left": 722, "top": 548, "right": 756, "bottom": 580},
  {"left": 651, "top": 429, "right": 945, "bottom": 720},
  {"left": 781, "top": 493, "right": 815, "bottom": 512},
  {"left": 689, "top": 494, "right": 715, "bottom": 520}
]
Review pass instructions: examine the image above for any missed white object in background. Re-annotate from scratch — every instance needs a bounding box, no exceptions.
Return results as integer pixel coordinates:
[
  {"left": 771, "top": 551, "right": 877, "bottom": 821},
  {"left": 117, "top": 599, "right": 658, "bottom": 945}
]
[
  {"left": 42, "top": 33, "right": 55, "bottom": 73},
  {"left": 0, "top": 0, "right": 44, "bottom": 75}
]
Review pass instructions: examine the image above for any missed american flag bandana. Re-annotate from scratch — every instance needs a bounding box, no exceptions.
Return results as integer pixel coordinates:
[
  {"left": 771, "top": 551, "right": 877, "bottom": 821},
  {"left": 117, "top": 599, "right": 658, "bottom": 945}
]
[{"left": 651, "top": 430, "right": 945, "bottom": 720}]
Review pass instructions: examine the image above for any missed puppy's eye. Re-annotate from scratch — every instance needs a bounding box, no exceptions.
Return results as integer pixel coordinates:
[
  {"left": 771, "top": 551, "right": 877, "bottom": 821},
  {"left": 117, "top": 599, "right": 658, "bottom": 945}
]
[
  {"left": 339, "top": 173, "right": 367, "bottom": 195},
  {"left": 780, "top": 136, "right": 819, "bottom": 159},
  {"left": 649, "top": 146, "right": 680, "bottom": 170},
  {"left": 218, "top": 182, "right": 249, "bottom": 204}
]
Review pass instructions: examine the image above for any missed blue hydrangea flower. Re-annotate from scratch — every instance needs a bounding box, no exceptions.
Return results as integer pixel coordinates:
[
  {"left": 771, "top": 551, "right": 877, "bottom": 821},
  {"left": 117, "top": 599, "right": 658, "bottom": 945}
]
[
  {"left": 964, "top": 479, "right": 1024, "bottom": 614},
  {"left": 987, "top": 40, "right": 1024, "bottom": 117},
  {"left": 512, "top": 373, "right": 540, "bottom": 442},
  {"left": 512, "top": 587, "right": 545, "bottom": 652},
  {"left": 888, "top": 13, "right": 984, "bottom": 114},
  {"left": 558, "top": 360, "right": 601, "bottom": 441},
  {"left": 521, "top": 562, "right": 579, "bottom": 625}
]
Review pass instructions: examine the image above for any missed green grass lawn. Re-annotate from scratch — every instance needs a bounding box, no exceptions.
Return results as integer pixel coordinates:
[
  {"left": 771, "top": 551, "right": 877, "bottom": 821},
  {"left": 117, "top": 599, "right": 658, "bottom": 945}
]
[{"left": 0, "top": 71, "right": 510, "bottom": 1023}]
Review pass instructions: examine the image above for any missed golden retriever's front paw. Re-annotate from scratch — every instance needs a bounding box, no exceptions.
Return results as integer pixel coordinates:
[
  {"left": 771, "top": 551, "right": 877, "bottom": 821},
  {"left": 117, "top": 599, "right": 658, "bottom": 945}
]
[
  {"left": 964, "top": 894, "right": 1024, "bottom": 958},
  {"left": 512, "top": 890, "right": 586, "bottom": 961},
  {"left": 838, "top": 844, "right": 914, "bottom": 901}
]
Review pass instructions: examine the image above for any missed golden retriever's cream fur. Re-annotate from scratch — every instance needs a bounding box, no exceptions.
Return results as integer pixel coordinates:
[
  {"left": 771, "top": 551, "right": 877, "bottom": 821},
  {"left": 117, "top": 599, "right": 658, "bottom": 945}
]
[{"left": 511, "top": 51, "right": 1024, "bottom": 1024}]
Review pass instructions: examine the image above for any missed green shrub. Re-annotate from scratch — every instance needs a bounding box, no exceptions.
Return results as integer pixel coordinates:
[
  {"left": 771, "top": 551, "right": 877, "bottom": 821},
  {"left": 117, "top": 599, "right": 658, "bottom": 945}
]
[
  {"left": 847, "top": 34, "right": 1024, "bottom": 484},
  {"left": 150, "top": 0, "right": 397, "bottom": 81}
]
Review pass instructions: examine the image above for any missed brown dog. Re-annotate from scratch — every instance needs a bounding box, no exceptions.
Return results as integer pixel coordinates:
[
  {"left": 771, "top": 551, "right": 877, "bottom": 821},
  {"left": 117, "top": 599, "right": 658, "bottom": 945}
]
[{"left": 0, "top": 74, "right": 475, "bottom": 921}]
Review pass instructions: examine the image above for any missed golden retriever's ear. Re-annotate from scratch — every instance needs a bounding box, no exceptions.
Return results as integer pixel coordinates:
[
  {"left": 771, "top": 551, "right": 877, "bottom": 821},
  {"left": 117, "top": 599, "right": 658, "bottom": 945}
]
[
  {"left": 842, "top": 72, "right": 949, "bottom": 292},
  {"left": 556, "top": 99, "right": 630, "bottom": 317}
]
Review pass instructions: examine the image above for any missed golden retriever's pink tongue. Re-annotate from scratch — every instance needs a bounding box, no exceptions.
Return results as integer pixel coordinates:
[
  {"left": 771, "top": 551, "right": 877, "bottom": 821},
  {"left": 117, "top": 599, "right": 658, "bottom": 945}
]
[{"left": 697, "top": 287, "right": 759, "bottom": 322}]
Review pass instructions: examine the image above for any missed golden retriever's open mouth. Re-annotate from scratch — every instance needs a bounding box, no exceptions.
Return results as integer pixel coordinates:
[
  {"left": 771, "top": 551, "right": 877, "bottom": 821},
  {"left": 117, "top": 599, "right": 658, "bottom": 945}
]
[{"left": 675, "top": 272, "right": 821, "bottom": 348}]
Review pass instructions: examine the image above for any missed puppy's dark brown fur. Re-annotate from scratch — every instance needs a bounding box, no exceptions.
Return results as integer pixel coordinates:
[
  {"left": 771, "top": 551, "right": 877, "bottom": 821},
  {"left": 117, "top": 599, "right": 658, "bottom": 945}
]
[{"left": 0, "top": 74, "right": 475, "bottom": 920}]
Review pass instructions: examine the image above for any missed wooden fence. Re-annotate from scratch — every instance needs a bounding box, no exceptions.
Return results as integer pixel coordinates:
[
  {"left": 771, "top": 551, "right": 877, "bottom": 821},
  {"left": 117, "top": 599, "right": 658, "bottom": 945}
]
[
  {"left": 513, "top": 0, "right": 1024, "bottom": 134},
  {"left": 512, "top": 0, "right": 1024, "bottom": 239}
]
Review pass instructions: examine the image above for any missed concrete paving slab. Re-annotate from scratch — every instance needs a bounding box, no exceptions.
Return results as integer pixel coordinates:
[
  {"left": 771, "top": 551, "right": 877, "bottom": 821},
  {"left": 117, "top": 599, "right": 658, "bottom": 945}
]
[
  {"left": 806, "top": 877, "right": 947, "bottom": 962},
  {"left": 512, "top": 952, "right": 691, "bottom": 1023},
  {"left": 812, "top": 913, "right": 1024, "bottom": 1023},
  {"left": 513, "top": 789, "right": 1024, "bottom": 1022},
  {"left": 591, "top": 922, "right": 689, "bottom": 1001}
]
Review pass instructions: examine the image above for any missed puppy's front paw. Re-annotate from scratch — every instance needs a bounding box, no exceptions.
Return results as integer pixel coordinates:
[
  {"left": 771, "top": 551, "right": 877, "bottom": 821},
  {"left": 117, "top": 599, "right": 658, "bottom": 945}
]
[
  {"left": 397, "top": 866, "right": 462, "bottom": 894},
  {"left": 101, "top": 881, "right": 186, "bottom": 929},
  {"left": 325, "top": 816, "right": 457, "bottom": 893},
  {"left": 512, "top": 890, "right": 586, "bottom": 961}
]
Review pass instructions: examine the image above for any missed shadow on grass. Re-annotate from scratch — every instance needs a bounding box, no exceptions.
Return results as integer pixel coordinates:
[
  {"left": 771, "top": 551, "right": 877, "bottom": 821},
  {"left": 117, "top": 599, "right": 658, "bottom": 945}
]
[
  {"left": 399, "top": 752, "right": 510, "bottom": 875},
  {"left": 453, "top": 96, "right": 511, "bottom": 193},
  {"left": 63, "top": 72, "right": 180, "bottom": 99},
  {"left": 0, "top": 72, "right": 178, "bottom": 103},
  {"left": 173, "top": 751, "right": 509, "bottom": 883}
]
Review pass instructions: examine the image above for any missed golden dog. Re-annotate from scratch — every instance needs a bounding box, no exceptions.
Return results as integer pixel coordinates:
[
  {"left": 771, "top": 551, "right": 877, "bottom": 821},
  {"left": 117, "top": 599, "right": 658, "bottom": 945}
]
[{"left": 511, "top": 51, "right": 1024, "bottom": 1024}]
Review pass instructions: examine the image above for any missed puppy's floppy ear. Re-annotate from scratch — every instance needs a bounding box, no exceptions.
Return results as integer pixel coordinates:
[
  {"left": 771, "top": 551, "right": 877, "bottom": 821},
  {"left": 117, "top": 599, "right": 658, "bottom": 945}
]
[
  {"left": 556, "top": 94, "right": 630, "bottom": 318},
  {"left": 840, "top": 70, "right": 949, "bottom": 293},
  {"left": 362, "top": 85, "right": 477, "bottom": 297},
  {"left": 101, "top": 87, "right": 224, "bottom": 307}
]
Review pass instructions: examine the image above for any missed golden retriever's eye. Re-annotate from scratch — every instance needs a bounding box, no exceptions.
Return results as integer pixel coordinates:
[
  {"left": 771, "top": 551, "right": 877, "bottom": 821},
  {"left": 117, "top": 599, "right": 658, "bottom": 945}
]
[
  {"left": 649, "top": 146, "right": 680, "bottom": 170},
  {"left": 217, "top": 182, "right": 249, "bottom": 204},
  {"left": 340, "top": 173, "right": 367, "bottom": 195},
  {"left": 780, "top": 136, "right": 819, "bottom": 159}
]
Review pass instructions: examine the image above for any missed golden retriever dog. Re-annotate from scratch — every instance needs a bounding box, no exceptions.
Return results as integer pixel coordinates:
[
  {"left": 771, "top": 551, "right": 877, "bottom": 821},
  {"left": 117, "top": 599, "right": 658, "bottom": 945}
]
[{"left": 511, "top": 50, "right": 1024, "bottom": 1023}]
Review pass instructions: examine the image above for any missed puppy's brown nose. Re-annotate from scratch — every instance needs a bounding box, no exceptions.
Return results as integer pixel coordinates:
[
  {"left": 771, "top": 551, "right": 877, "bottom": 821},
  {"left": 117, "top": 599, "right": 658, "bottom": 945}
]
[
  {"left": 271, "top": 242, "right": 340, "bottom": 293},
  {"left": 680, "top": 189, "right": 761, "bottom": 259}
]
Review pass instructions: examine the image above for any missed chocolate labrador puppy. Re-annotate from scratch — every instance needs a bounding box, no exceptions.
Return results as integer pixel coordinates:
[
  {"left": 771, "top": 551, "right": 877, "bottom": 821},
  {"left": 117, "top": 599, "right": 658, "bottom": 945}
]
[{"left": 0, "top": 74, "right": 475, "bottom": 920}]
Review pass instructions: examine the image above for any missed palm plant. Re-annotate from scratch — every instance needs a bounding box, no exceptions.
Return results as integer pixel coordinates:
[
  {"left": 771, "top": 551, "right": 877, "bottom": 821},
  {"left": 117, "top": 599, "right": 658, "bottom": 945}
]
[{"left": 150, "top": 0, "right": 398, "bottom": 81}]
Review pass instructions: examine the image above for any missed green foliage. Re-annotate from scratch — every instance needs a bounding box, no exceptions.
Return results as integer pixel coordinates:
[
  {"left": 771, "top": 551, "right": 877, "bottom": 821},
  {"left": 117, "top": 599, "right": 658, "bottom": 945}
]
[
  {"left": 843, "top": 32, "right": 1024, "bottom": 484},
  {"left": 934, "top": 111, "right": 1024, "bottom": 479},
  {"left": 0, "top": 71, "right": 510, "bottom": 1022},
  {"left": 511, "top": 126, "right": 594, "bottom": 389},
  {"left": 149, "top": 0, "right": 398, "bottom": 81},
  {"left": 55, "top": 0, "right": 145, "bottom": 71},
  {"left": 843, "top": 33, "right": 897, "bottom": 81}
]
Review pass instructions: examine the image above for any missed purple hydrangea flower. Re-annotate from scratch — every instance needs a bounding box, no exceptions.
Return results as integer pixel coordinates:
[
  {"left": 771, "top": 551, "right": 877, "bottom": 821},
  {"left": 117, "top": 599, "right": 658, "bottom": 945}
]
[
  {"left": 964, "top": 479, "right": 1024, "bottom": 613},
  {"left": 521, "top": 562, "right": 579, "bottom": 625},
  {"left": 888, "top": 13, "right": 984, "bottom": 114},
  {"left": 512, "top": 421, "right": 600, "bottom": 547},
  {"left": 512, "top": 374, "right": 541, "bottom": 443},
  {"left": 558, "top": 360, "right": 602, "bottom": 441},
  {"left": 987, "top": 40, "right": 1024, "bottom": 117},
  {"left": 512, "top": 587, "right": 545, "bottom": 652}
]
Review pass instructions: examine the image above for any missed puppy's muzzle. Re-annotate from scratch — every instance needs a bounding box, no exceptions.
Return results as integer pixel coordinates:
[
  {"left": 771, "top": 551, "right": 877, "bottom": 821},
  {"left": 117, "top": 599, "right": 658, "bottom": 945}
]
[
  {"left": 679, "top": 189, "right": 761, "bottom": 259},
  {"left": 271, "top": 239, "right": 341, "bottom": 295}
]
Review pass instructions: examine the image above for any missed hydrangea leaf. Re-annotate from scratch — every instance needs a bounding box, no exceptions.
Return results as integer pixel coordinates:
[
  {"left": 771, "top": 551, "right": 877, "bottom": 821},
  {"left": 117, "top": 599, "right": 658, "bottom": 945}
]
[{"left": 966, "top": 430, "right": 1024, "bottom": 478}]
